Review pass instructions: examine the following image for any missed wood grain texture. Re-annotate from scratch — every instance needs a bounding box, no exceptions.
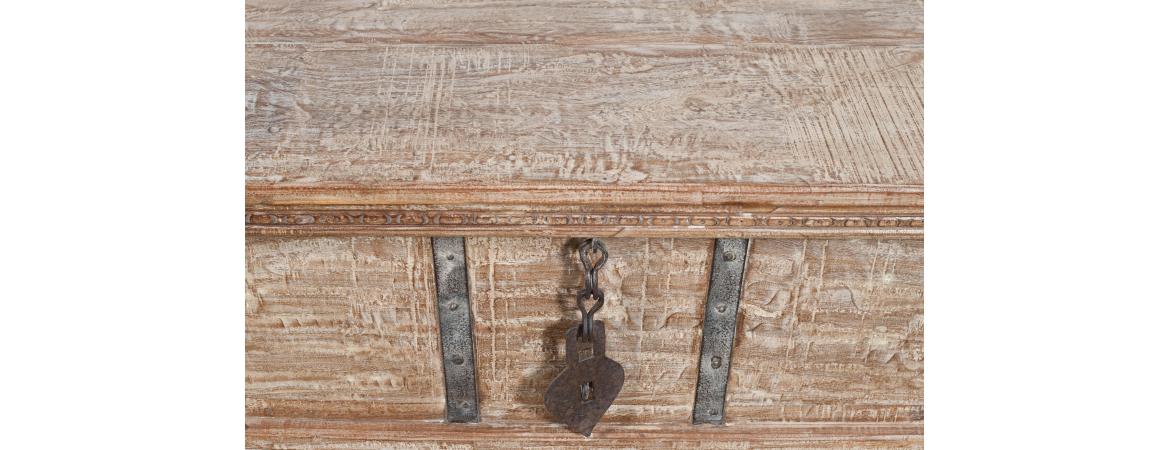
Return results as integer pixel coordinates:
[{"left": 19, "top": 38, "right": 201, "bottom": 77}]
[
  {"left": 246, "top": 0, "right": 923, "bottom": 187},
  {"left": 247, "top": 183, "right": 922, "bottom": 212},
  {"left": 246, "top": 418, "right": 923, "bottom": 449},
  {"left": 246, "top": 236, "right": 446, "bottom": 419},
  {"left": 727, "top": 239, "right": 923, "bottom": 422},
  {"left": 245, "top": 44, "right": 922, "bottom": 186},
  {"left": 465, "top": 237, "right": 713, "bottom": 424},
  {"left": 245, "top": 0, "right": 923, "bottom": 46}
]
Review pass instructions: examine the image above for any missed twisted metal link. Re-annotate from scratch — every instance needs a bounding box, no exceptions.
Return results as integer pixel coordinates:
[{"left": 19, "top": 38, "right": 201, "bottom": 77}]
[{"left": 576, "top": 238, "right": 608, "bottom": 339}]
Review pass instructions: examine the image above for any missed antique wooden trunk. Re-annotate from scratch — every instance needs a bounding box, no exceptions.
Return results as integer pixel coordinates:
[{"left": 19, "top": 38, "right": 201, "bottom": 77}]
[{"left": 246, "top": 0, "right": 923, "bottom": 447}]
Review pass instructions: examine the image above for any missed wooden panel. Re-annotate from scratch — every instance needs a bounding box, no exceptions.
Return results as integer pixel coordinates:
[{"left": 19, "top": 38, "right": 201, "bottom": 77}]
[
  {"left": 726, "top": 239, "right": 924, "bottom": 422},
  {"left": 245, "top": 236, "right": 445, "bottom": 419},
  {"left": 244, "top": 0, "right": 925, "bottom": 239},
  {"left": 246, "top": 418, "right": 924, "bottom": 449},
  {"left": 246, "top": 43, "right": 921, "bottom": 186},
  {"left": 245, "top": 0, "right": 923, "bottom": 47},
  {"left": 465, "top": 237, "right": 713, "bottom": 423}
]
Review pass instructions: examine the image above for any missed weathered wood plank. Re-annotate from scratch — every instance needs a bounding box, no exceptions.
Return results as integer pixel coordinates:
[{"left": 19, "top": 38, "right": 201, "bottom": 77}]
[
  {"left": 245, "top": 0, "right": 923, "bottom": 47},
  {"left": 247, "top": 42, "right": 922, "bottom": 186},
  {"left": 245, "top": 236, "right": 446, "bottom": 419},
  {"left": 246, "top": 183, "right": 923, "bottom": 212},
  {"left": 465, "top": 237, "right": 713, "bottom": 423},
  {"left": 726, "top": 239, "right": 924, "bottom": 422},
  {"left": 246, "top": 417, "right": 924, "bottom": 449}
]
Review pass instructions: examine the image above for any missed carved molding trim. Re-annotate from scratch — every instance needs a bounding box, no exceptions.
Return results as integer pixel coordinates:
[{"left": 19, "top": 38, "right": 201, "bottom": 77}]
[
  {"left": 245, "top": 183, "right": 923, "bottom": 238},
  {"left": 246, "top": 209, "right": 923, "bottom": 238}
]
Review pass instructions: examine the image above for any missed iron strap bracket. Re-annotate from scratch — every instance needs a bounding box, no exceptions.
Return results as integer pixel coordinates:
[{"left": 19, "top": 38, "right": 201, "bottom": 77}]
[
  {"left": 693, "top": 238, "right": 749, "bottom": 424},
  {"left": 431, "top": 237, "right": 480, "bottom": 423}
]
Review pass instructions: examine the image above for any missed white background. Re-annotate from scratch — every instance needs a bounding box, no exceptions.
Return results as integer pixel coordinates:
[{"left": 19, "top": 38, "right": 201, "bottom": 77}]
[{"left": 2, "top": 1, "right": 1168, "bottom": 448}]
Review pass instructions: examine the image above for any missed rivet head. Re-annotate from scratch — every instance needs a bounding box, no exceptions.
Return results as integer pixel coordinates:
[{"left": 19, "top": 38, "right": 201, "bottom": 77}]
[
  {"left": 711, "top": 355, "right": 723, "bottom": 368},
  {"left": 715, "top": 303, "right": 727, "bottom": 313},
  {"left": 452, "top": 355, "right": 464, "bottom": 365},
  {"left": 446, "top": 254, "right": 455, "bottom": 261},
  {"left": 459, "top": 400, "right": 471, "bottom": 410},
  {"left": 723, "top": 251, "right": 736, "bottom": 261},
  {"left": 709, "top": 408, "right": 720, "bottom": 416},
  {"left": 448, "top": 301, "right": 459, "bottom": 311}
]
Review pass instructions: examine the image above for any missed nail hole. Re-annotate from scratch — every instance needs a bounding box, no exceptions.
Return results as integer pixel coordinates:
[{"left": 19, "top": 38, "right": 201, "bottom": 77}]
[
  {"left": 723, "top": 251, "right": 736, "bottom": 261},
  {"left": 709, "top": 408, "right": 720, "bottom": 416},
  {"left": 452, "top": 355, "right": 464, "bottom": 365},
  {"left": 448, "top": 302, "right": 459, "bottom": 311}
]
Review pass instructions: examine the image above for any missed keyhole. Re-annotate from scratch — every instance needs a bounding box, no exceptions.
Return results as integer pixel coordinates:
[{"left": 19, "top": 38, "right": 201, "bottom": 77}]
[{"left": 580, "top": 381, "right": 595, "bottom": 402}]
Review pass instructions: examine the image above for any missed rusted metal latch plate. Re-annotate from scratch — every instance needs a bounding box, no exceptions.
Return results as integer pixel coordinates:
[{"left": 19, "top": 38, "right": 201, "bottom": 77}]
[
  {"left": 431, "top": 237, "right": 480, "bottom": 423},
  {"left": 693, "top": 238, "right": 749, "bottom": 424}
]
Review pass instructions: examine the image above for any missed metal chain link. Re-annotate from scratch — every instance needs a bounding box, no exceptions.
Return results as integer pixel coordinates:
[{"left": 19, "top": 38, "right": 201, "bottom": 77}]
[{"left": 576, "top": 238, "right": 608, "bottom": 340}]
